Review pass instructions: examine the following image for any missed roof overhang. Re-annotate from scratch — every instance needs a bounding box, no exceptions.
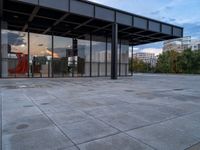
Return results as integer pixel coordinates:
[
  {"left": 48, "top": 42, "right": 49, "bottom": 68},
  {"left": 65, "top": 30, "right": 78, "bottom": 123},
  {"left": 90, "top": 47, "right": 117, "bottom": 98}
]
[{"left": 1, "top": 0, "right": 183, "bottom": 46}]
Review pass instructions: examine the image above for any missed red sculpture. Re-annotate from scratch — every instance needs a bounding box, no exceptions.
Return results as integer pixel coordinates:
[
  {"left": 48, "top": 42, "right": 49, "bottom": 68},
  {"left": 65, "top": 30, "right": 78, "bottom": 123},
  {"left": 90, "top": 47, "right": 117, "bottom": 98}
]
[{"left": 9, "top": 53, "right": 28, "bottom": 74}]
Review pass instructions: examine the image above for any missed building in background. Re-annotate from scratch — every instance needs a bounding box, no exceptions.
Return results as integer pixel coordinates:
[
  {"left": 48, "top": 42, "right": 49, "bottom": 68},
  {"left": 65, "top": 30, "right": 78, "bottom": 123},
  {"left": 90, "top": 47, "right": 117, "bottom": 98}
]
[
  {"left": 133, "top": 53, "right": 157, "bottom": 67},
  {"left": 163, "top": 36, "right": 200, "bottom": 52},
  {"left": 163, "top": 36, "right": 191, "bottom": 52},
  {"left": 190, "top": 40, "right": 200, "bottom": 51}
]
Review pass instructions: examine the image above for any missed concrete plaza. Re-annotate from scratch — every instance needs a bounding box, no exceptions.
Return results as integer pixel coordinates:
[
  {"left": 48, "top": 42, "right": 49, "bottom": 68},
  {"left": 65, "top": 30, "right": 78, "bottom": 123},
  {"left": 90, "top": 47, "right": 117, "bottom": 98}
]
[{"left": 1, "top": 74, "right": 200, "bottom": 150}]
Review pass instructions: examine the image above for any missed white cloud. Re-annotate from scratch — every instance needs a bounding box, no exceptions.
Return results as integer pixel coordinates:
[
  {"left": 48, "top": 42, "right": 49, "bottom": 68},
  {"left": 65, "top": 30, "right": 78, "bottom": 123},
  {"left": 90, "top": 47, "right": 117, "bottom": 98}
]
[{"left": 138, "top": 48, "right": 163, "bottom": 56}]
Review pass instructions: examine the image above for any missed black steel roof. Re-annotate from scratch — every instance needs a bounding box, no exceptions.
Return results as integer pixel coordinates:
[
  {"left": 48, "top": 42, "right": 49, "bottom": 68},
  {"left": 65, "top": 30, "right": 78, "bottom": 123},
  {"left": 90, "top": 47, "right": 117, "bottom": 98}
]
[{"left": 1, "top": 0, "right": 183, "bottom": 45}]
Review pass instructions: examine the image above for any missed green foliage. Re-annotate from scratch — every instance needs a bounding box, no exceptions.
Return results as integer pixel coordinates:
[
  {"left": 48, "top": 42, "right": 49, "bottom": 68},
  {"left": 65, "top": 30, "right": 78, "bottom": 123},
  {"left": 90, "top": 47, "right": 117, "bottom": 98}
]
[
  {"left": 129, "top": 58, "right": 153, "bottom": 73},
  {"left": 156, "top": 49, "right": 200, "bottom": 74},
  {"left": 156, "top": 50, "right": 180, "bottom": 73},
  {"left": 129, "top": 49, "right": 200, "bottom": 74}
]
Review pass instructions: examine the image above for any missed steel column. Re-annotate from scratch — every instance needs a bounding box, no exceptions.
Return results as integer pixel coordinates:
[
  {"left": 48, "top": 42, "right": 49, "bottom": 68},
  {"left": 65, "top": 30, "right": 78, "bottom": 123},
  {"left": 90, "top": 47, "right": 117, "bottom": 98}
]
[
  {"left": 111, "top": 23, "right": 118, "bottom": 79},
  {"left": 89, "top": 34, "right": 92, "bottom": 77},
  {"left": 72, "top": 38, "right": 77, "bottom": 77},
  {"left": 51, "top": 33, "right": 54, "bottom": 78},
  {"left": 28, "top": 30, "right": 30, "bottom": 77},
  {"left": 119, "top": 39, "right": 121, "bottom": 76},
  {"left": 0, "top": 0, "right": 3, "bottom": 78}
]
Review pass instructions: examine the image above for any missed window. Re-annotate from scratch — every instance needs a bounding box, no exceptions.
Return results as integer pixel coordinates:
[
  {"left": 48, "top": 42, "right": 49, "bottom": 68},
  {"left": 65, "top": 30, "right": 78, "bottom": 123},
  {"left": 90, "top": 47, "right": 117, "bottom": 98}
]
[
  {"left": 30, "top": 33, "right": 52, "bottom": 77},
  {"left": 1, "top": 30, "right": 28, "bottom": 77}
]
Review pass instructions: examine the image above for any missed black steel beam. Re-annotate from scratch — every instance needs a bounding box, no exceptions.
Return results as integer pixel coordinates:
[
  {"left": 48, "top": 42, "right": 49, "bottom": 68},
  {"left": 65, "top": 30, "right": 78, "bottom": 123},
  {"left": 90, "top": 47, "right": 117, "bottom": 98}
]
[
  {"left": 121, "top": 31, "right": 164, "bottom": 41},
  {"left": 43, "top": 13, "right": 70, "bottom": 34},
  {"left": 63, "top": 18, "right": 94, "bottom": 36},
  {"left": 78, "top": 23, "right": 112, "bottom": 39},
  {"left": 111, "top": 23, "right": 118, "bottom": 79},
  {"left": 0, "top": 0, "right": 2, "bottom": 18},
  {"left": 92, "top": 23, "right": 112, "bottom": 33},
  {"left": 132, "top": 32, "right": 161, "bottom": 40},
  {"left": 8, "top": 24, "right": 79, "bottom": 38},
  {"left": 22, "top": 6, "right": 40, "bottom": 32},
  {"left": 3, "top": 9, "right": 113, "bottom": 33},
  {"left": 118, "top": 26, "right": 132, "bottom": 32}
]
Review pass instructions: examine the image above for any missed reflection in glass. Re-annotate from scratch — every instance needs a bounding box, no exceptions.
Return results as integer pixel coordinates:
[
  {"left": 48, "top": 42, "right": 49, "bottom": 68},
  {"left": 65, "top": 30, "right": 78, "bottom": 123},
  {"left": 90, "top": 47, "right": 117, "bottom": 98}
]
[
  {"left": 0, "top": 30, "right": 130, "bottom": 78},
  {"left": 120, "top": 41, "right": 129, "bottom": 76},
  {"left": 78, "top": 39, "right": 90, "bottom": 76},
  {"left": 92, "top": 36, "right": 106, "bottom": 76},
  {"left": 53, "top": 36, "right": 72, "bottom": 77},
  {"left": 1, "top": 30, "right": 28, "bottom": 77},
  {"left": 107, "top": 40, "right": 111, "bottom": 76},
  {"left": 30, "top": 33, "right": 52, "bottom": 77}
]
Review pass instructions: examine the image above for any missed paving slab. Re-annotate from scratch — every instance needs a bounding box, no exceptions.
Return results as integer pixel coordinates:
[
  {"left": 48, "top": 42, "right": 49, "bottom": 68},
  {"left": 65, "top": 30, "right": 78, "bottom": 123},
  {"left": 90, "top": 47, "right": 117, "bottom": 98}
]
[
  {"left": 2, "top": 107, "right": 42, "bottom": 123},
  {"left": 1, "top": 74, "right": 200, "bottom": 150},
  {"left": 47, "top": 111, "right": 92, "bottom": 125},
  {"left": 78, "top": 133, "right": 154, "bottom": 150},
  {"left": 96, "top": 112, "right": 150, "bottom": 131},
  {"left": 3, "top": 127, "right": 74, "bottom": 150},
  {"left": 127, "top": 120, "right": 200, "bottom": 150},
  {"left": 59, "top": 118, "right": 119, "bottom": 144},
  {"left": 163, "top": 112, "right": 200, "bottom": 139},
  {"left": 186, "top": 142, "right": 200, "bottom": 150},
  {"left": 3, "top": 114, "right": 53, "bottom": 135}
]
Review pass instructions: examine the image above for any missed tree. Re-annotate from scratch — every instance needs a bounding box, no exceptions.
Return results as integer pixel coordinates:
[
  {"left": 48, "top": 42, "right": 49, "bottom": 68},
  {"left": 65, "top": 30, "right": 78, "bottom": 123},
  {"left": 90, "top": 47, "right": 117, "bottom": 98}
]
[
  {"left": 156, "top": 51, "right": 179, "bottom": 73},
  {"left": 156, "top": 49, "right": 200, "bottom": 74},
  {"left": 130, "top": 49, "right": 200, "bottom": 74},
  {"left": 129, "top": 58, "right": 152, "bottom": 73},
  {"left": 193, "top": 50, "right": 200, "bottom": 73}
]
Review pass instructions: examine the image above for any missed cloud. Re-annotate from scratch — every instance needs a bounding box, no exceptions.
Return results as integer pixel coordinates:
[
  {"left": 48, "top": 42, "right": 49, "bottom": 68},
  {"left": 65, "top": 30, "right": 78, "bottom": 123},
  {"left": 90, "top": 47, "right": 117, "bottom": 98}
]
[
  {"left": 151, "top": 10, "right": 160, "bottom": 15},
  {"left": 183, "top": 23, "right": 200, "bottom": 39},
  {"left": 132, "top": 47, "right": 162, "bottom": 56},
  {"left": 140, "top": 48, "right": 163, "bottom": 56},
  {"left": 5, "top": 32, "right": 27, "bottom": 46}
]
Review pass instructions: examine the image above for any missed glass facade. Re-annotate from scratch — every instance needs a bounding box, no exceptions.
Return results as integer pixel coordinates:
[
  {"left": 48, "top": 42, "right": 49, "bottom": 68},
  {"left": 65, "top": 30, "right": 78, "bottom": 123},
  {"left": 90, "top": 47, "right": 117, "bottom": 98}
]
[
  {"left": 92, "top": 36, "right": 106, "bottom": 76},
  {"left": 107, "top": 39, "right": 112, "bottom": 76},
  {"left": 53, "top": 36, "right": 72, "bottom": 77},
  {"left": 0, "top": 29, "right": 132, "bottom": 78},
  {"left": 78, "top": 39, "right": 90, "bottom": 77},
  {"left": 30, "top": 33, "right": 52, "bottom": 77},
  {"left": 1, "top": 30, "right": 28, "bottom": 77},
  {"left": 120, "top": 41, "right": 129, "bottom": 76}
]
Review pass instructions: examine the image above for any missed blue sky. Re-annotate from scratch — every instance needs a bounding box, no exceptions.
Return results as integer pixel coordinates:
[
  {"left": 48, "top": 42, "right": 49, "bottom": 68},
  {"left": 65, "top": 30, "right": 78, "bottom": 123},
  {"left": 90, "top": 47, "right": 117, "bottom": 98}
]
[{"left": 90, "top": 0, "right": 200, "bottom": 54}]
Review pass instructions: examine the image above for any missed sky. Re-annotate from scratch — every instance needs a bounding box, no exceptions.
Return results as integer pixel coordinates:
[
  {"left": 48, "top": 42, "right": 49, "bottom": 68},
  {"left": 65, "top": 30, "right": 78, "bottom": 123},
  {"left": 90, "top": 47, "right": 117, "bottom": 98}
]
[{"left": 89, "top": 0, "right": 200, "bottom": 55}]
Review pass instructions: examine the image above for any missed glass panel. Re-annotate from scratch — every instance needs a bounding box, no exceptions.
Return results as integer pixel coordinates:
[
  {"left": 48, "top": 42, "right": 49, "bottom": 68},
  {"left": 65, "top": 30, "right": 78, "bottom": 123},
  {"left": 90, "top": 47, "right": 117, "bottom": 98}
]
[
  {"left": 53, "top": 36, "right": 72, "bottom": 77},
  {"left": 1, "top": 30, "right": 28, "bottom": 78},
  {"left": 77, "top": 39, "right": 90, "bottom": 77},
  {"left": 92, "top": 36, "right": 106, "bottom": 76},
  {"left": 30, "top": 33, "right": 52, "bottom": 77},
  {"left": 107, "top": 40, "right": 111, "bottom": 76},
  {"left": 129, "top": 46, "right": 133, "bottom": 75},
  {"left": 120, "top": 41, "right": 129, "bottom": 76},
  {"left": 118, "top": 43, "right": 120, "bottom": 76}
]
